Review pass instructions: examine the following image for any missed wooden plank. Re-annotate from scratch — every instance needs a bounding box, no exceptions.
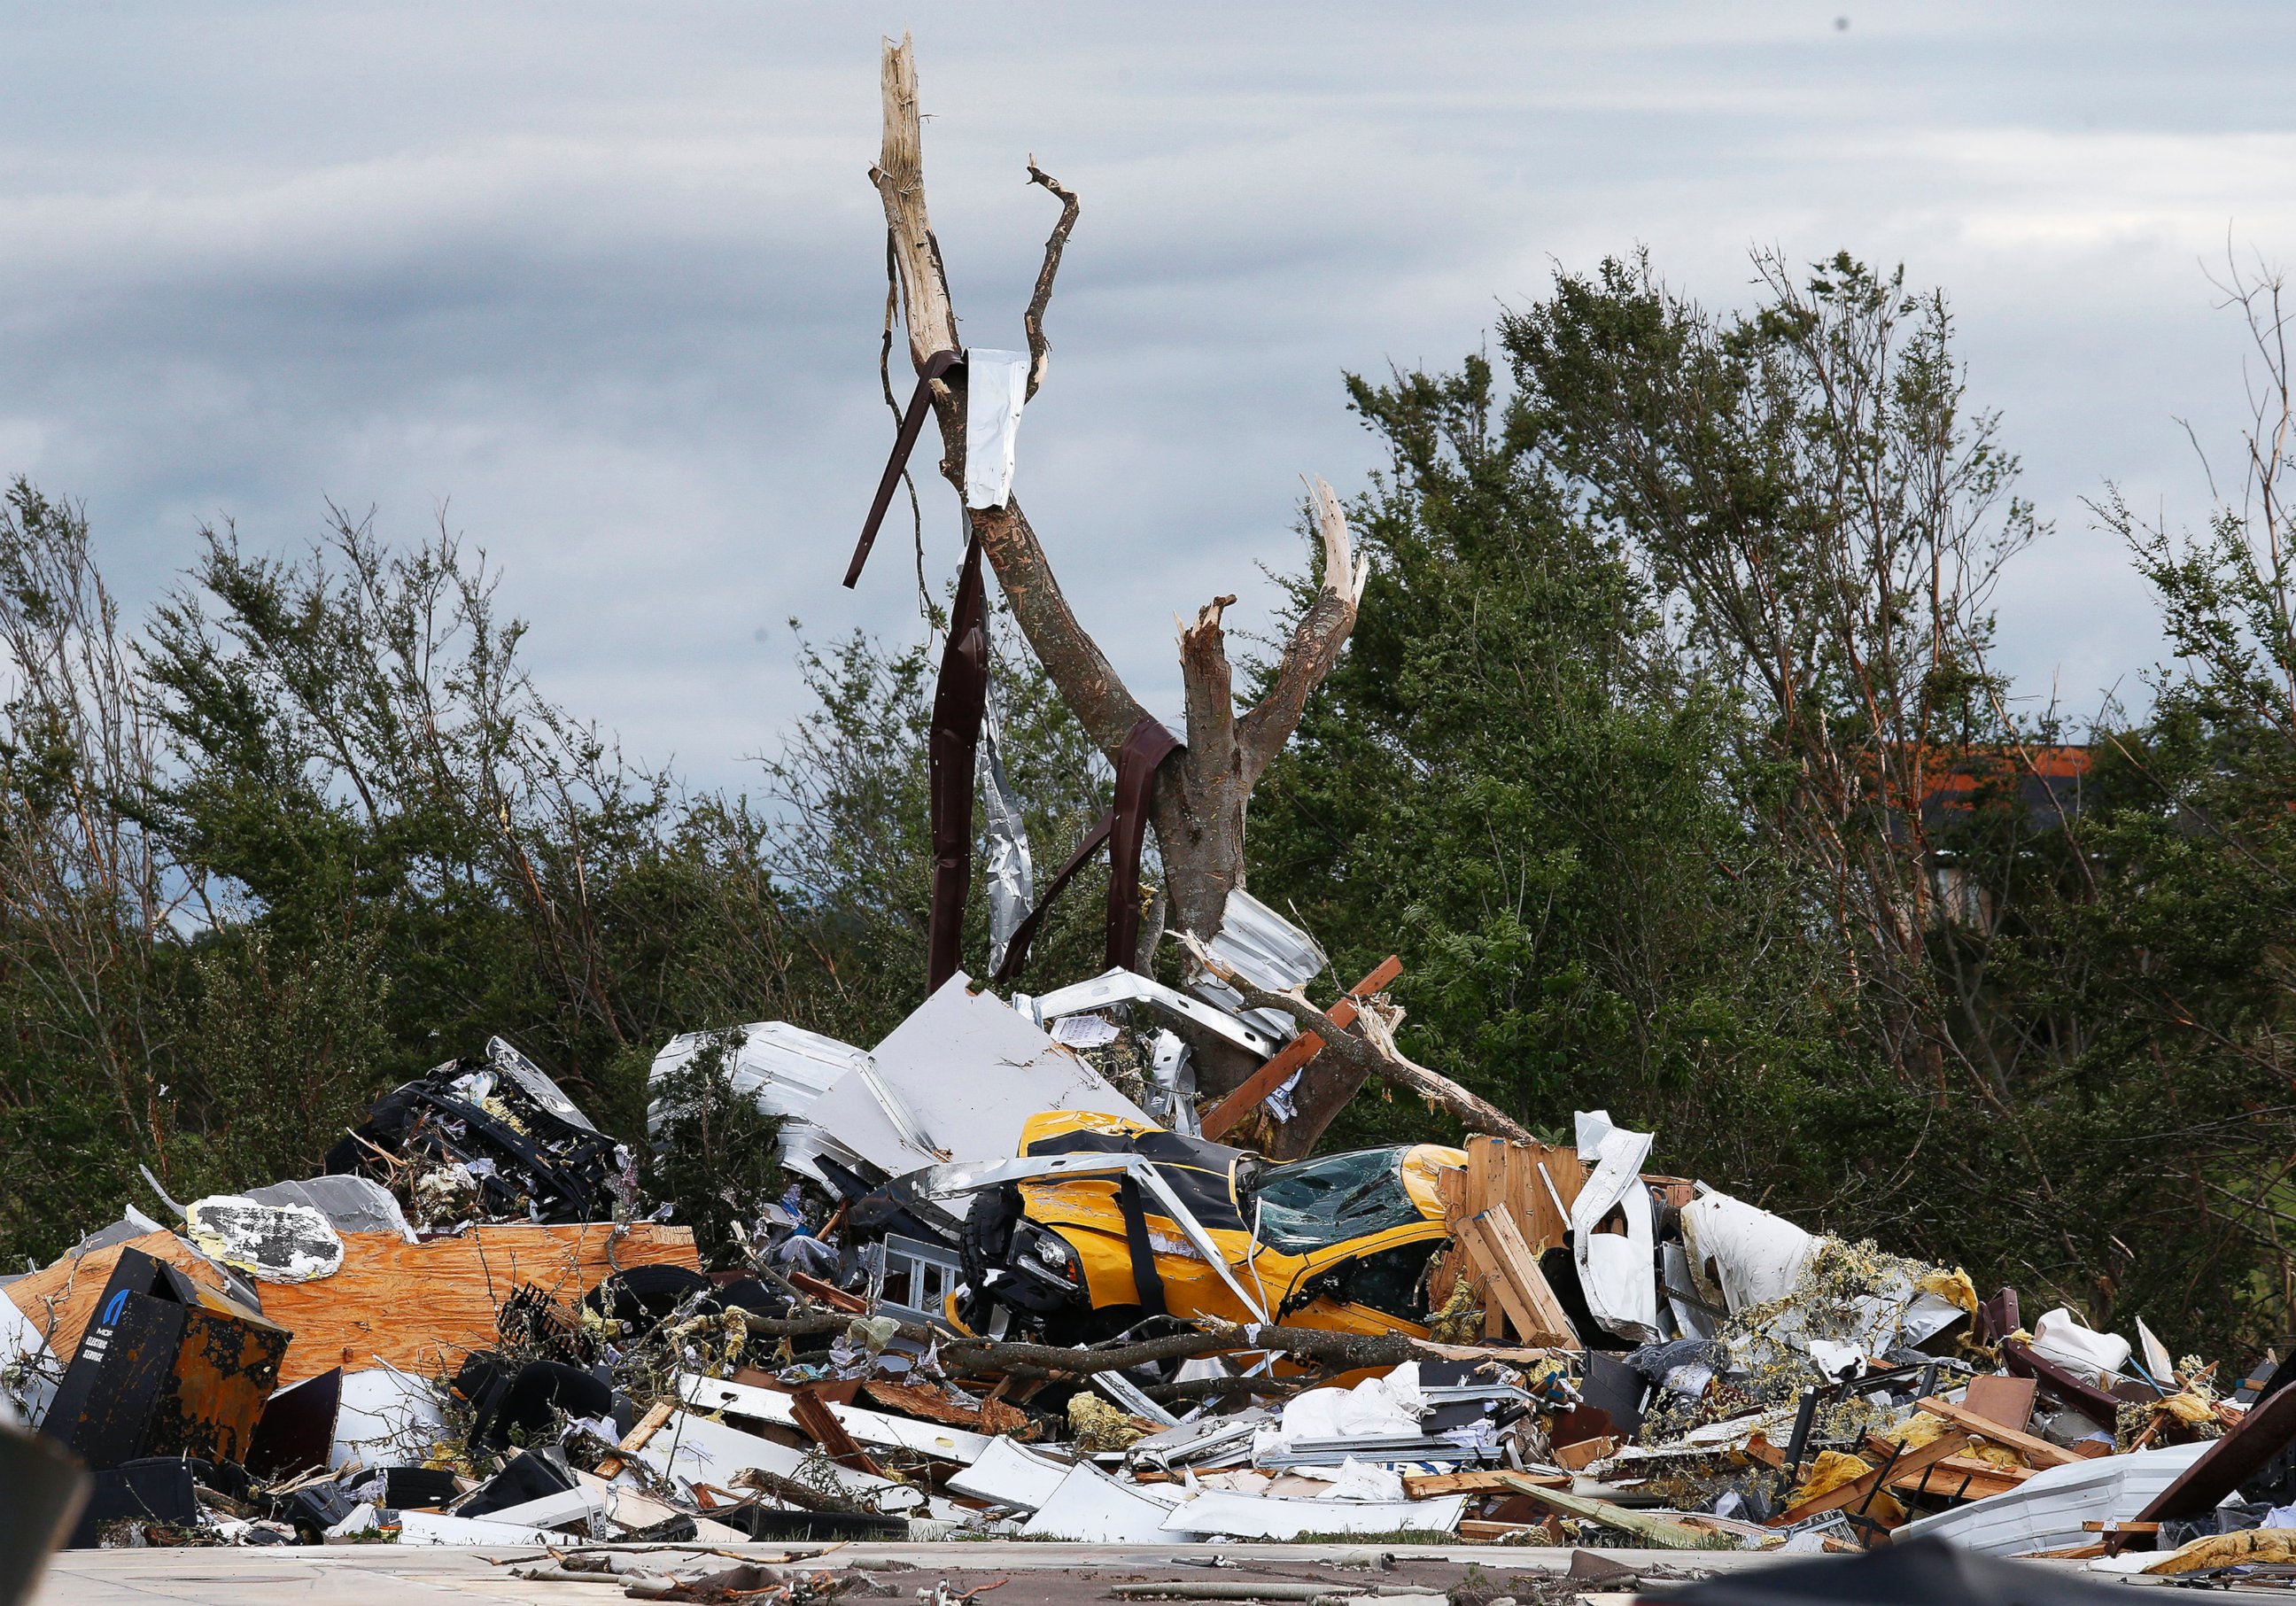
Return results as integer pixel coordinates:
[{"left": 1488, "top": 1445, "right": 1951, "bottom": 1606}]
[
  {"left": 1430, "top": 1168, "right": 1466, "bottom": 1308},
  {"left": 1963, "top": 1374, "right": 2038, "bottom": 1433},
  {"left": 596, "top": 1399, "right": 676, "bottom": 1478},
  {"left": 5, "top": 1223, "right": 700, "bottom": 1384},
  {"left": 1198, "top": 956, "right": 1402, "bottom": 1139},
  {"left": 1917, "top": 1396, "right": 2080, "bottom": 1469},
  {"left": 788, "top": 1270, "right": 867, "bottom": 1313},
  {"left": 791, "top": 1385, "right": 886, "bottom": 1476},
  {"left": 1477, "top": 1208, "right": 1582, "bottom": 1348},
  {"left": 1771, "top": 1432, "right": 1975, "bottom": 1526},
  {"left": 1452, "top": 1213, "right": 1540, "bottom": 1341},
  {"left": 1501, "top": 1145, "right": 1540, "bottom": 1255},
  {"left": 1464, "top": 1139, "right": 1505, "bottom": 1338},
  {"left": 1455, "top": 1519, "right": 1541, "bottom": 1541},
  {"left": 1555, "top": 1436, "right": 1617, "bottom": 1470},
  {"left": 1892, "top": 1461, "right": 2028, "bottom": 1502}
]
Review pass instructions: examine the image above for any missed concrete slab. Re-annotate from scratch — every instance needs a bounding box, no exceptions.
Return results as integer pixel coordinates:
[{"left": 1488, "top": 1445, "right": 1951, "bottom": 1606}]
[{"left": 28, "top": 1539, "right": 2212, "bottom": 1606}]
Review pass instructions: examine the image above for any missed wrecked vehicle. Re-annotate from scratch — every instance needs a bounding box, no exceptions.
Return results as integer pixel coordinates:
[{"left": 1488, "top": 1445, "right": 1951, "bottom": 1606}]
[{"left": 937, "top": 1111, "right": 1465, "bottom": 1345}]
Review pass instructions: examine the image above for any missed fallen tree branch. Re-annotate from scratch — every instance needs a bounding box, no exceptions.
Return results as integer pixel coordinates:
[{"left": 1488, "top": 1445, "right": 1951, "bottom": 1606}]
[
  {"left": 1181, "top": 932, "right": 1534, "bottom": 1145},
  {"left": 729, "top": 1465, "right": 873, "bottom": 1516}
]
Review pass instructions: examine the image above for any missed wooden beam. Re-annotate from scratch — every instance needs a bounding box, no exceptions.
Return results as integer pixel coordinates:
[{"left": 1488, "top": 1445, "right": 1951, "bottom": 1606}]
[
  {"left": 1452, "top": 1213, "right": 1540, "bottom": 1341},
  {"left": 596, "top": 1400, "right": 676, "bottom": 1478},
  {"left": 791, "top": 1386, "right": 887, "bottom": 1477},
  {"left": 1401, "top": 1469, "right": 1568, "bottom": 1498},
  {"left": 1493, "top": 1473, "right": 1721, "bottom": 1550},
  {"left": 1198, "top": 955, "right": 1400, "bottom": 1137},
  {"left": 1916, "top": 1396, "right": 2080, "bottom": 1468},
  {"left": 1476, "top": 1207, "right": 1582, "bottom": 1348}
]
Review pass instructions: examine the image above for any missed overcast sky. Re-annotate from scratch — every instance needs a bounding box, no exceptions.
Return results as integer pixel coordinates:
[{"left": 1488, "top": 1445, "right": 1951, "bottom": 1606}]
[{"left": 4, "top": 4, "right": 2292, "bottom": 791}]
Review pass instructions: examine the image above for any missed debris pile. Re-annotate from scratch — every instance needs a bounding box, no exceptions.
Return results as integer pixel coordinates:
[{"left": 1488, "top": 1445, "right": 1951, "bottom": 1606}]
[{"left": 6, "top": 905, "right": 2296, "bottom": 1592}]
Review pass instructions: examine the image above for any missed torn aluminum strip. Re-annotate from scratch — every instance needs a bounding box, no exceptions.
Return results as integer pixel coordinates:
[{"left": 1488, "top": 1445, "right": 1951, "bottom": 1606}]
[
  {"left": 854, "top": 1054, "right": 947, "bottom": 1160},
  {"left": 185, "top": 1194, "right": 345, "bottom": 1284},
  {"left": 1124, "top": 1408, "right": 1268, "bottom": 1472},
  {"left": 963, "top": 348, "right": 1029, "bottom": 510},
  {"left": 1188, "top": 886, "right": 1329, "bottom": 1041},
  {"left": 977, "top": 697, "right": 1036, "bottom": 977},
  {"left": 1146, "top": 1029, "right": 1198, "bottom": 1136},
  {"left": 1027, "top": 967, "right": 1279, "bottom": 1063},
  {"left": 1090, "top": 1368, "right": 1180, "bottom": 1428}
]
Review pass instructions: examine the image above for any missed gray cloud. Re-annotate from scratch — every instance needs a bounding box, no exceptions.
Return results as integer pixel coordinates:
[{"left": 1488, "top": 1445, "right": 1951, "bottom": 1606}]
[{"left": 3, "top": 3, "right": 2293, "bottom": 788}]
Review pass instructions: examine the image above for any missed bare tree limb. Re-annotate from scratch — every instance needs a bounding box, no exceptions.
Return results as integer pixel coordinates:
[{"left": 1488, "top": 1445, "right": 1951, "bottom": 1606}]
[
  {"left": 1180, "top": 933, "right": 1532, "bottom": 1144},
  {"left": 1022, "top": 159, "right": 1080, "bottom": 403},
  {"left": 1237, "top": 477, "right": 1369, "bottom": 787}
]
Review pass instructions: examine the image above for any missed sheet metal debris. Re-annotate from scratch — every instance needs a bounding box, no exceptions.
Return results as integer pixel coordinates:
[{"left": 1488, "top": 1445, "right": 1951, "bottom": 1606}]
[{"left": 8, "top": 948, "right": 2291, "bottom": 1579}]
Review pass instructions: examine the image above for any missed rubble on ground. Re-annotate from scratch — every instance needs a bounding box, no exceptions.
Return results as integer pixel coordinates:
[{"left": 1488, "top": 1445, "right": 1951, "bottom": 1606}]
[{"left": 5, "top": 902, "right": 2296, "bottom": 1593}]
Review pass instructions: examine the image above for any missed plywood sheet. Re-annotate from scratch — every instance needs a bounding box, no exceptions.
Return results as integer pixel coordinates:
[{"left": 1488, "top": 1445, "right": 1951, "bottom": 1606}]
[{"left": 7, "top": 1222, "right": 698, "bottom": 1384}]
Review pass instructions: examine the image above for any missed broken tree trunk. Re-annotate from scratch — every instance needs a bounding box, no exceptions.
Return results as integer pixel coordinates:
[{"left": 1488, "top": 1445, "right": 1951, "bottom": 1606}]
[
  {"left": 1182, "top": 933, "right": 1533, "bottom": 1152},
  {"left": 868, "top": 33, "right": 1367, "bottom": 989}
]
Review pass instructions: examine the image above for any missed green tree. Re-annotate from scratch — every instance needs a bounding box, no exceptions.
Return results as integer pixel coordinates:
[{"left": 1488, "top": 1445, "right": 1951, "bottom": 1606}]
[{"left": 1248, "top": 356, "right": 1844, "bottom": 1191}]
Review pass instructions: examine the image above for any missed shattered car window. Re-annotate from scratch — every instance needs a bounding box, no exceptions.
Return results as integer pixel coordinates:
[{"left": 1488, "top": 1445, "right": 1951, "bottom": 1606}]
[{"left": 1250, "top": 1146, "right": 1424, "bottom": 1252}]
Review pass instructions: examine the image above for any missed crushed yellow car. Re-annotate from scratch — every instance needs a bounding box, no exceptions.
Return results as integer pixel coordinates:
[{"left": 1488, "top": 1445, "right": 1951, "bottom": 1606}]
[{"left": 948, "top": 1110, "right": 1466, "bottom": 1346}]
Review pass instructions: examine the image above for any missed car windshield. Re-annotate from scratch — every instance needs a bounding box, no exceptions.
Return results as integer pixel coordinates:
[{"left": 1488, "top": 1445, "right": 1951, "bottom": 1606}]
[{"left": 1248, "top": 1146, "right": 1423, "bottom": 1253}]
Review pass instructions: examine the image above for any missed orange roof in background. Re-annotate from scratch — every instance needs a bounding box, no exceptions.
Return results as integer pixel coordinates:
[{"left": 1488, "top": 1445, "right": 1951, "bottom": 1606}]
[
  {"left": 1910, "top": 744, "right": 2087, "bottom": 792},
  {"left": 1903, "top": 744, "right": 2089, "bottom": 824}
]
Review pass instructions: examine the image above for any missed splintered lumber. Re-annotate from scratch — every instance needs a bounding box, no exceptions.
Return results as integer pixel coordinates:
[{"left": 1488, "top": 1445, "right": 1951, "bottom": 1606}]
[
  {"left": 788, "top": 1270, "right": 868, "bottom": 1314},
  {"left": 2132, "top": 1380, "right": 2296, "bottom": 1527},
  {"left": 790, "top": 1386, "right": 887, "bottom": 1476},
  {"left": 5, "top": 1224, "right": 700, "bottom": 1384},
  {"left": 1451, "top": 1214, "right": 1540, "bottom": 1343},
  {"left": 1462, "top": 1137, "right": 1586, "bottom": 1256},
  {"left": 596, "top": 1400, "right": 677, "bottom": 1478},
  {"left": 1476, "top": 1207, "right": 1582, "bottom": 1348},
  {"left": 1198, "top": 956, "right": 1402, "bottom": 1139},
  {"left": 1916, "top": 1395, "right": 2080, "bottom": 1469},
  {"left": 1771, "top": 1432, "right": 1976, "bottom": 1525}
]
